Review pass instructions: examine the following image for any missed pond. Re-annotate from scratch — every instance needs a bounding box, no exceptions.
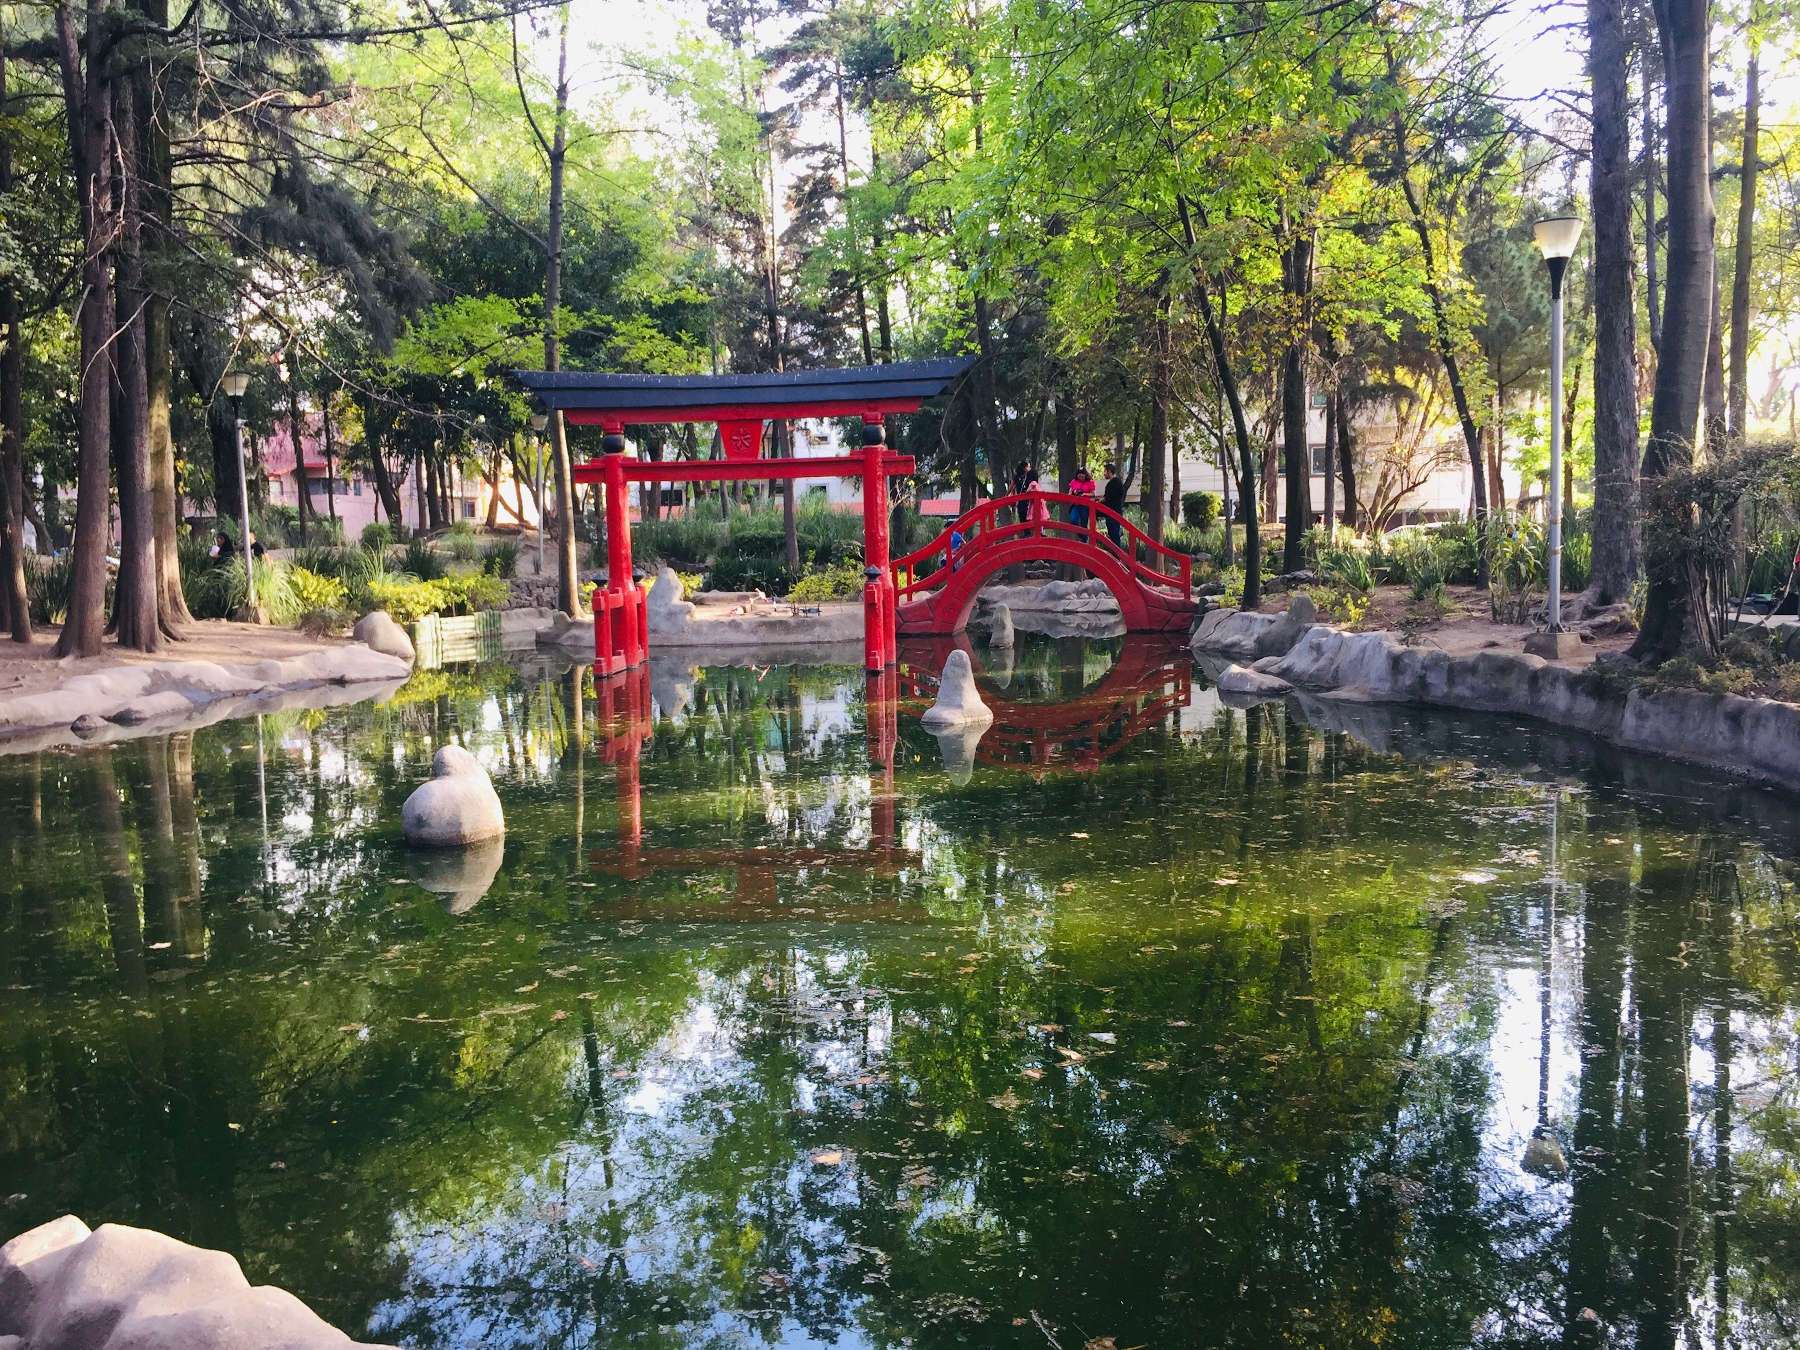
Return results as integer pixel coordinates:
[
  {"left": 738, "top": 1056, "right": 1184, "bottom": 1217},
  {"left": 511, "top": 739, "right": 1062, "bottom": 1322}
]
[{"left": 2, "top": 635, "right": 1798, "bottom": 1349}]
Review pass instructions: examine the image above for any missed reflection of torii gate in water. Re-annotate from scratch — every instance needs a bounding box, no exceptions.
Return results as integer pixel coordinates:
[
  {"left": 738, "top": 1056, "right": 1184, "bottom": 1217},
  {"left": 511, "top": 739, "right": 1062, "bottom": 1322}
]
[
  {"left": 898, "top": 637, "right": 1195, "bottom": 774},
  {"left": 584, "top": 664, "right": 916, "bottom": 921},
  {"left": 515, "top": 360, "right": 972, "bottom": 675}
]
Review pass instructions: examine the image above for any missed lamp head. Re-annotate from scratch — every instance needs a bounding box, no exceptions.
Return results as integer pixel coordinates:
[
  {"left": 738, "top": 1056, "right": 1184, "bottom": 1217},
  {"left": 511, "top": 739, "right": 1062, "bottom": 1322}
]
[
  {"left": 1532, "top": 215, "right": 1583, "bottom": 261},
  {"left": 221, "top": 369, "right": 251, "bottom": 400},
  {"left": 530, "top": 412, "right": 549, "bottom": 433}
]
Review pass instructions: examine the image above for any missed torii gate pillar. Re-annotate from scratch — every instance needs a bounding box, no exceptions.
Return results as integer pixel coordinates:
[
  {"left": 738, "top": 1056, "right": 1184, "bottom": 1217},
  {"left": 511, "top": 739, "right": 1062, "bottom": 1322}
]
[{"left": 861, "top": 416, "right": 895, "bottom": 672}]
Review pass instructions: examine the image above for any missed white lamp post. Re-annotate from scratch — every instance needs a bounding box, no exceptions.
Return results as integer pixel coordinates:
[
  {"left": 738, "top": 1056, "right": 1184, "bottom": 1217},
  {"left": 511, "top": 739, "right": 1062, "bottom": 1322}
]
[
  {"left": 1532, "top": 214, "right": 1582, "bottom": 638},
  {"left": 530, "top": 411, "right": 549, "bottom": 577},
  {"left": 221, "top": 368, "right": 258, "bottom": 622}
]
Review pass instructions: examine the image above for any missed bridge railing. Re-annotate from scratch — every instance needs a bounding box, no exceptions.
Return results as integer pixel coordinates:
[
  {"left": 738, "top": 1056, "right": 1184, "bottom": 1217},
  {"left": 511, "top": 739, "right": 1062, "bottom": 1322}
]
[{"left": 893, "top": 491, "right": 1193, "bottom": 604}]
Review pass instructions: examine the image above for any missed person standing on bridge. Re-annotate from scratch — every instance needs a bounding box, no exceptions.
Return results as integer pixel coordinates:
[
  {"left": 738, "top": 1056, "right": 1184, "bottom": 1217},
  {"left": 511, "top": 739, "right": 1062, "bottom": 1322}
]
[
  {"left": 1012, "top": 461, "right": 1038, "bottom": 525},
  {"left": 1101, "top": 463, "right": 1126, "bottom": 548},
  {"left": 1068, "top": 465, "right": 1096, "bottom": 532}
]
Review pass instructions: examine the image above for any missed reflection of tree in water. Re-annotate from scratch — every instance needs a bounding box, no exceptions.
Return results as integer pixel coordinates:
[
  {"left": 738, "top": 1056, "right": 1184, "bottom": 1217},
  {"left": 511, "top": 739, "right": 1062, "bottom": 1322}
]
[{"left": 2, "top": 662, "right": 1800, "bottom": 1346}]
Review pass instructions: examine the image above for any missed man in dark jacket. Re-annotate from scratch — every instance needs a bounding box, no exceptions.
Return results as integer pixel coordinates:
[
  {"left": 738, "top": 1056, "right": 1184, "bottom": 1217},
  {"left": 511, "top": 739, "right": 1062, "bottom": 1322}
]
[{"left": 1101, "top": 463, "right": 1126, "bottom": 547}]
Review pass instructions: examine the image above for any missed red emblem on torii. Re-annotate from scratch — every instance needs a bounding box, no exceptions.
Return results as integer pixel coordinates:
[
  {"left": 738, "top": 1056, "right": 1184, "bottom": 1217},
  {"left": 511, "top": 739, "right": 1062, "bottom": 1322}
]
[{"left": 514, "top": 359, "right": 974, "bottom": 676}]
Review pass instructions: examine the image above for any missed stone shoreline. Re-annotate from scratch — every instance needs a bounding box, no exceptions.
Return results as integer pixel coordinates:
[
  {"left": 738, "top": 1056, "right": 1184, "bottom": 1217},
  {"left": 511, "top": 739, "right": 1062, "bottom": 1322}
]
[
  {"left": 1195, "top": 605, "right": 1800, "bottom": 791},
  {"left": 0, "top": 643, "right": 412, "bottom": 754}
]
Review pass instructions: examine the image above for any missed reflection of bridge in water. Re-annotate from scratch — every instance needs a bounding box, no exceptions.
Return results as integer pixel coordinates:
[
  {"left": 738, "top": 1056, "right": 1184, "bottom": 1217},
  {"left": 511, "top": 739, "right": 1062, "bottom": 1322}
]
[
  {"left": 584, "top": 664, "right": 922, "bottom": 922},
  {"left": 897, "top": 635, "right": 1195, "bottom": 775}
]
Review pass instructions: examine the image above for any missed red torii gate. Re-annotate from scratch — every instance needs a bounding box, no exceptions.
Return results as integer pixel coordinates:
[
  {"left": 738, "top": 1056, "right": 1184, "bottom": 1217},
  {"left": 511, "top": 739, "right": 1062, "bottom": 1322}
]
[{"left": 515, "top": 359, "right": 973, "bottom": 675}]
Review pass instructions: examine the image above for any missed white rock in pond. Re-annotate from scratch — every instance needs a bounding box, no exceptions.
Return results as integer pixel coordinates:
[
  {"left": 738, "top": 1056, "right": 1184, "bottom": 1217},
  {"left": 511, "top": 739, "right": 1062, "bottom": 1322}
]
[
  {"left": 645, "top": 566, "right": 697, "bottom": 636},
  {"left": 920, "top": 649, "right": 993, "bottom": 730},
  {"left": 986, "top": 603, "right": 1015, "bottom": 649},
  {"left": 0, "top": 1215, "right": 390, "bottom": 1348},
  {"left": 353, "top": 610, "right": 415, "bottom": 665},
  {"left": 402, "top": 746, "right": 505, "bottom": 848}
]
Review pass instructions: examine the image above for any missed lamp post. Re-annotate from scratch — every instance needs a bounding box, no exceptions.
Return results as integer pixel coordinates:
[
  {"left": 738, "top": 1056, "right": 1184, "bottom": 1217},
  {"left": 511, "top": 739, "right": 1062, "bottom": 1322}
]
[
  {"left": 221, "top": 368, "right": 258, "bottom": 622},
  {"left": 530, "top": 410, "right": 549, "bottom": 578},
  {"left": 1531, "top": 214, "right": 1582, "bottom": 640}
]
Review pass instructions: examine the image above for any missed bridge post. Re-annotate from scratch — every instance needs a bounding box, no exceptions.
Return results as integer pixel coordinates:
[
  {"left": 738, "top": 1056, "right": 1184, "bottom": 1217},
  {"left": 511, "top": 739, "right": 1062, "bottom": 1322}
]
[
  {"left": 597, "top": 427, "right": 644, "bottom": 672},
  {"left": 861, "top": 415, "right": 895, "bottom": 670}
]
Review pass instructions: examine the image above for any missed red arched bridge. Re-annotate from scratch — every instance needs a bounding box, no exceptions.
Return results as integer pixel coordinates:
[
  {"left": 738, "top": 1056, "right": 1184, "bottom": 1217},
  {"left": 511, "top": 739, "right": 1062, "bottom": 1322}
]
[{"left": 893, "top": 491, "right": 1197, "bottom": 636}]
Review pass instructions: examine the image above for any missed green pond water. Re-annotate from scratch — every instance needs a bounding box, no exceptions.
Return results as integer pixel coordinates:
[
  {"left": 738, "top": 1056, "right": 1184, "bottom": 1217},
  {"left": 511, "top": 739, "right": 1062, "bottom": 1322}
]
[{"left": 3, "top": 635, "right": 1800, "bottom": 1349}]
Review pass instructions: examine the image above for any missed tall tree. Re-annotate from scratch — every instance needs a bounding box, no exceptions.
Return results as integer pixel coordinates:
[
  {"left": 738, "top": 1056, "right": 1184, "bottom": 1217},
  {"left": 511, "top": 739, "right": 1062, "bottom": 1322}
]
[
  {"left": 1630, "top": 0, "right": 1717, "bottom": 661},
  {"left": 1586, "top": 0, "right": 1642, "bottom": 605}
]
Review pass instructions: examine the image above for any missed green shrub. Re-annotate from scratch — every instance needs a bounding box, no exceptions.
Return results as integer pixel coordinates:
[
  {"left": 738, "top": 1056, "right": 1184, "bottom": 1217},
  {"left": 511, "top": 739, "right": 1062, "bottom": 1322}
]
[
  {"left": 707, "top": 553, "right": 798, "bottom": 595},
  {"left": 1560, "top": 510, "right": 1593, "bottom": 593},
  {"left": 1318, "top": 543, "right": 1377, "bottom": 594},
  {"left": 445, "top": 532, "right": 483, "bottom": 563},
  {"left": 483, "top": 540, "right": 520, "bottom": 579},
  {"left": 402, "top": 536, "right": 445, "bottom": 581},
  {"left": 362, "top": 572, "right": 509, "bottom": 624},
  {"left": 1220, "top": 565, "right": 1245, "bottom": 609},
  {"left": 1181, "top": 491, "right": 1221, "bottom": 530},
  {"left": 288, "top": 565, "right": 348, "bottom": 613},
  {"left": 25, "top": 553, "right": 85, "bottom": 625},
  {"left": 296, "top": 605, "right": 349, "bottom": 638},
  {"left": 1486, "top": 512, "right": 1544, "bottom": 623},
  {"left": 788, "top": 560, "right": 867, "bottom": 602},
  {"left": 361, "top": 521, "right": 395, "bottom": 551},
  {"left": 1300, "top": 583, "right": 1369, "bottom": 627}
]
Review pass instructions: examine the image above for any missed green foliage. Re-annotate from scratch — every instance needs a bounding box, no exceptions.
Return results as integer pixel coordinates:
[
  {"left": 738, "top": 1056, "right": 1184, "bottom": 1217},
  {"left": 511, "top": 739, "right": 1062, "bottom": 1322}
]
[
  {"left": 402, "top": 537, "right": 446, "bottom": 581},
  {"left": 361, "top": 521, "right": 395, "bottom": 551},
  {"left": 1181, "top": 491, "right": 1220, "bottom": 530},
  {"left": 25, "top": 553, "right": 86, "bottom": 626},
  {"left": 706, "top": 553, "right": 798, "bottom": 596},
  {"left": 1300, "top": 584, "right": 1370, "bottom": 627},
  {"left": 363, "top": 573, "right": 510, "bottom": 624},
  {"left": 1317, "top": 544, "right": 1377, "bottom": 595},
  {"left": 788, "top": 560, "right": 867, "bottom": 602},
  {"left": 1560, "top": 511, "right": 1593, "bottom": 593},
  {"left": 1220, "top": 566, "right": 1246, "bottom": 609},
  {"left": 1485, "top": 512, "right": 1544, "bottom": 623},
  {"left": 288, "top": 566, "right": 349, "bottom": 613},
  {"left": 483, "top": 541, "right": 520, "bottom": 579}
]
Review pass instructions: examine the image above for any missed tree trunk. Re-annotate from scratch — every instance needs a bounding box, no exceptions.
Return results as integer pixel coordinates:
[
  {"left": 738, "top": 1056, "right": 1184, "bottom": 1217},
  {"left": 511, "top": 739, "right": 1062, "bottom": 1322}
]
[
  {"left": 0, "top": 40, "right": 30, "bottom": 640},
  {"left": 322, "top": 393, "right": 338, "bottom": 528},
  {"left": 1146, "top": 296, "right": 1170, "bottom": 544},
  {"left": 1280, "top": 231, "right": 1313, "bottom": 571},
  {"left": 1262, "top": 438, "right": 1279, "bottom": 524},
  {"left": 1335, "top": 392, "right": 1358, "bottom": 531},
  {"left": 110, "top": 77, "right": 160, "bottom": 652},
  {"left": 1630, "top": 0, "right": 1716, "bottom": 662},
  {"left": 1390, "top": 100, "right": 1490, "bottom": 584},
  {"left": 1322, "top": 387, "right": 1336, "bottom": 534},
  {"left": 54, "top": 0, "right": 116, "bottom": 659},
  {"left": 1643, "top": 71, "right": 1663, "bottom": 353},
  {"left": 1587, "top": 0, "right": 1642, "bottom": 605},
  {"left": 1192, "top": 275, "right": 1260, "bottom": 609},
  {"left": 1726, "top": 49, "right": 1758, "bottom": 444},
  {"left": 285, "top": 356, "right": 312, "bottom": 548},
  {"left": 136, "top": 0, "right": 186, "bottom": 634},
  {"left": 544, "top": 2, "right": 580, "bottom": 616}
]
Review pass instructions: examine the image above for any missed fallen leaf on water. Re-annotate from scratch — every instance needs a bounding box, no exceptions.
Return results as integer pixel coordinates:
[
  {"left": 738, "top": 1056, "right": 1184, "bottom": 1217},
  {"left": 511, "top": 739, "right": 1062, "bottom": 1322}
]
[
  {"left": 1070, "top": 831, "right": 1090, "bottom": 839},
  {"left": 549, "top": 1010, "right": 568, "bottom": 1022},
  {"left": 515, "top": 981, "right": 540, "bottom": 993},
  {"left": 1021, "top": 1067, "right": 1044, "bottom": 1081},
  {"left": 1037, "top": 1023, "right": 1064, "bottom": 1033},
  {"left": 1056, "top": 1047, "right": 1087, "bottom": 1065},
  {"left": 810, "top": 1149, "right": 843, "bottom": 1166},
  {"left": 987, "top": 1089, "right": 1024, "bottom": 1111}
]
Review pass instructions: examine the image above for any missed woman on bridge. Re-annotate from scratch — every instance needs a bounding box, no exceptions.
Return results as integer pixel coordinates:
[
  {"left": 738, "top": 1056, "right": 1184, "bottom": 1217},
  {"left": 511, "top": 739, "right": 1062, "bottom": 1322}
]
[{"left": 1068, "top": 466, "right": 1096, "bottom": 531}]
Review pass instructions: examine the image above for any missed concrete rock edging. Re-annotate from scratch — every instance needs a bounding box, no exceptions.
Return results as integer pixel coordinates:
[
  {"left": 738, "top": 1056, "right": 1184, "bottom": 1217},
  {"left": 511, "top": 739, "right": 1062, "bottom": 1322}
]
[
  {"left": 0, "top": 1214, "right": 391, "bottom": 1349},
  {"left": 0, "top": 644, "right": 413, "bottom": 752},
  {"left": 1194, "top": 615, "right": 1800, "bottom": 790}
]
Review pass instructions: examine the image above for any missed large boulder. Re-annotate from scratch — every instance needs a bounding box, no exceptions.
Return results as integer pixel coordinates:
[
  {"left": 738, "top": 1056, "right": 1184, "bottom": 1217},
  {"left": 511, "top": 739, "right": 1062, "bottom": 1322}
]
[
  {"left": 402, "top": 746, "right": 505, "bottom": 848},
  {"left": 920, "top": 649, "right": 994, "bottom": 730},
  {"left": 352, "top": 610, "right": 415, "bottom": 665},
  {"left": 1252, "top": 592, "right": 1317, "bottom": 659},
  {"left": 1215, "top": 663, "right": 1293, "bottom": 699},
  {"left": 0, "top": 1215, "right": 389, "bottom": 1349}
]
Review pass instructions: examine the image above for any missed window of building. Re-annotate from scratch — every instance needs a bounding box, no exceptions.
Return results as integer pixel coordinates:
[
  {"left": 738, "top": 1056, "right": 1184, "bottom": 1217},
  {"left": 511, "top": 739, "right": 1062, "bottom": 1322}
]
[{"left": 462, "top": 499, "right": 477, "bottom": 519}]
